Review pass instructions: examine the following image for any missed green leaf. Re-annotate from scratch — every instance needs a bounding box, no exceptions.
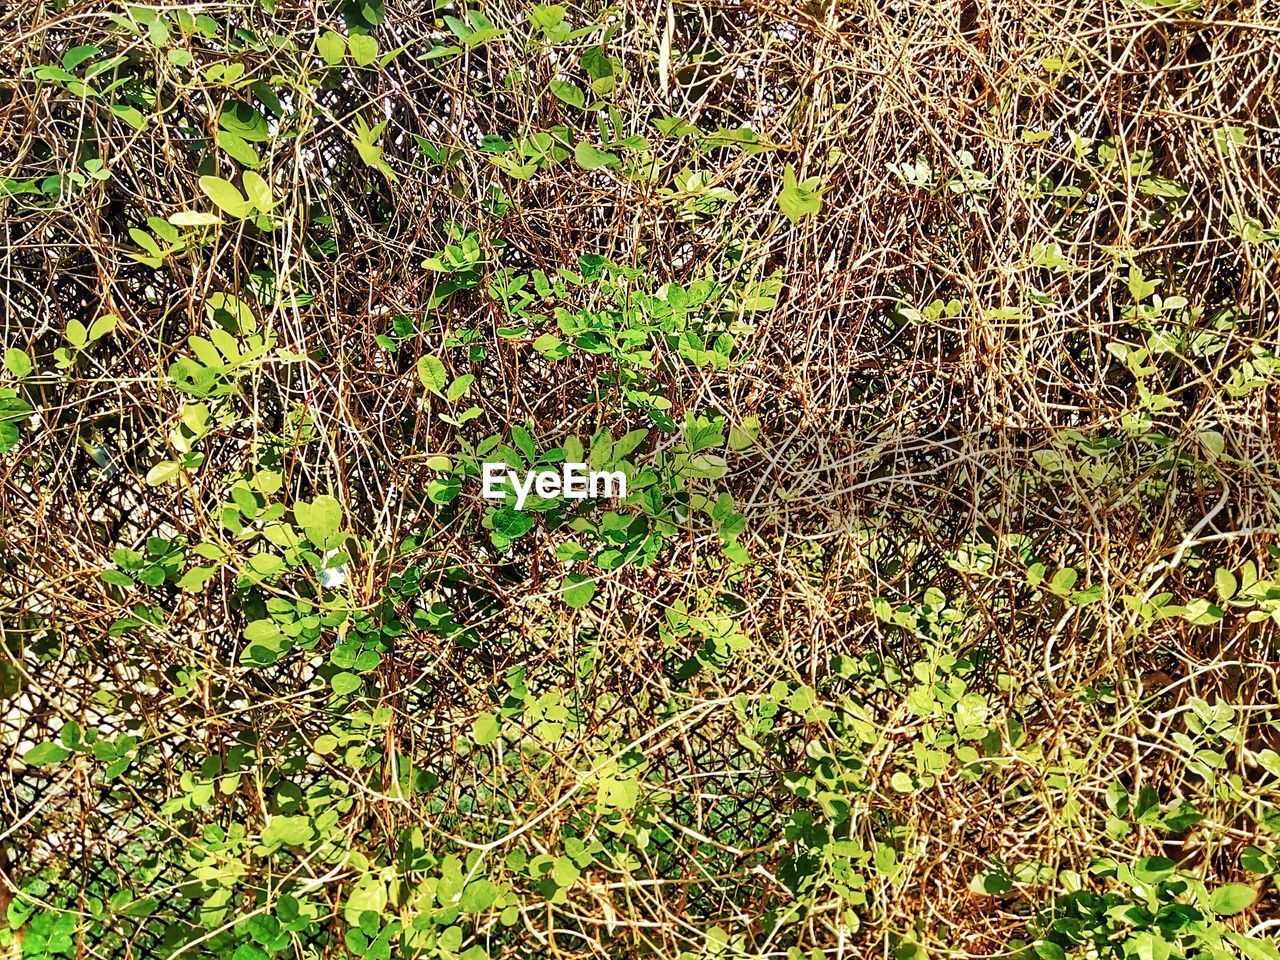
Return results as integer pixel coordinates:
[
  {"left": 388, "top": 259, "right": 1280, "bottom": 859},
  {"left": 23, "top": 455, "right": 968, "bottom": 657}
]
[
  {"left": 59, "top": 722, "right": 81, "bottom": 748},
  {"left": 216, "top": 129, "right": 261, "bottom": 168},
  {"left": 330, "top": 672, "right": 362, "bottom": 696},
  {"left": 4, "top": 348, "right": 32, "bottom": 378},
  {"left": 1215, "top": 567, "right": 1237, "bottom": 602},
  {"left": 218, "top": 102, "right": 269, "bottom": 142},
  {"left": 88, "top": 314, "right": 117, "bottom": 341},
  {"left": 130, "top": 228, "right": 162, "bottom": 258},
  {"left": 351, "top": 116, "right": 399, "bottom": 182},
  {"left": 492, "top": 508, "right": 534, "bottom": 539},
  {"left": 969, "top": 870, "right": 1014, "bottom": 896},
  {"left": 549, "top": 80, "right": 586, "bottom": 108},
  {"left": 458, "top": 878, "right": 498, "bottom": 913},
  {"left": 574, "top": 142, "right": 619, "bottom": 171},
  {"left": 349, "top": 33, "right": 378, "bottom": 66},
  {"left": 1208, "top": 882, "right": 1257, "bottom": 916},
  {"left": 241, "top": 170, "right": 274, "bottom": 210},
  {"left": 472, "top": 712, "right": 501, "bottom": 746},
  {"left": 556, "top": 542, "right": 589, "bottom": 562},
  {"left": 445, "top": 374, "right": 474, "bottom": 403},
  {"left": 342, "top": 872, "right": 388, "bottom": 927},
  {"left": 511, "top": 425, "right": 537, "bottom": 462},
  {"left": 244, "top": 619, "right": 281, "bottom": 644},
  {"left": 207, "top": 292, "right": 258, "bottom": 333},
  {"left": 261, "top": 815, "right": 315, "bottom": 850},
  {"left": 145, "top": 460, "right": 182, "bottom": 485},
  {"left": 778, "top": 163, "right": 822, "bottom": 223},
  {"left": 295, "top": 494, "right": 343, "bottom": 543},
  {"left": 24, "top": 742, "right": 71, "bottom": 766},
  {"left": 1048, "top": 568, "right": 1078, "bottom": 595},
  {"left": 1181, "top": 598, "right": 1224, "bottom": 626},
  {"left": 1068, "top": 583, "right": 1103, "bottom": 606},
  {"left": 1227, "top": 933, "right": 1280, "bottom": 960},
  {"left": 529, "top": 4, "right": 566, "bottom": 34},
  {"left": 612, "top": 428, "right": 647, "bottom": 461},
  {"left": 317, "top": 29, "right": 346, "bottom": 65},
  {"left": 1257, "top": 749, "right": 1280, "bottom": 778},
  {"left": 177, "top": 566, "right": 216, "bottom": 592},
  {"left": 199, "top": 175, "right": 250, "bottom": 217},
  {"left": 1241, "top": 845, "right": 1276, "bottom": 874},
  {"left": 65, "top": 319, "right": 88, "bottom": 348},
  {"left": 1199, "top": 429, "right": 1225, "bottom": 459},
  {"left": 417, "top": 355, "right": 447, "bottom": 394},
  {"left": 728, "top": 416, "right": 760, "bottom": 451},
  {"left": 1134, "top": 856, "right": 1176, "bottom": 883},
  {"left": 653, "top": 115, "right": 699, "bottom": 138},
  {"left": 890, "top": 771, "right": 914, "bottom": 793},
  {"left": 241, "top": 619, "right": 288, "bottom": 666},
  {"left": 1213, "top": 126, "right": 1247, "bottom": 154},
  {"left": 110, "top": 104, "right": 147, "bottom": 131},
  {"left": 121, "top": 897, "right": 158, "bottom": 917},
  {"left": 561, "top": 574, "right": 595, "bottom": 608},
  {"left": 532, "top": 333, "right": 567, "bottom": 356},
  {"left": 1126, "top": 265, "right": 1159, "bottom": 302},
  {"left": 552, "top": 856, "right": 579, "bottom": 887},
  {"left": 63, "top": 45, "right": 100, "bottom": 70}
]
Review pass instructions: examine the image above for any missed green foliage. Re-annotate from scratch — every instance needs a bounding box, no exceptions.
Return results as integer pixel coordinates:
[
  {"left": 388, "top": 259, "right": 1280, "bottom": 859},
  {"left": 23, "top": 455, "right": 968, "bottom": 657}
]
[
  {"left": 1026, "top": 861, "right": 1271, "bottom": 960},
  {"left": 4, "top": 0, "right": 1280, "bottom": 958}
]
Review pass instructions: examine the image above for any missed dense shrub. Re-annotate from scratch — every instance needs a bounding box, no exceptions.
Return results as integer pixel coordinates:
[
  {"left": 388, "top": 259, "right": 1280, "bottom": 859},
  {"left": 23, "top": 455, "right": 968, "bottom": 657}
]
[{"left": 2, "top": 1, "right": 1280, "bottom": 958}]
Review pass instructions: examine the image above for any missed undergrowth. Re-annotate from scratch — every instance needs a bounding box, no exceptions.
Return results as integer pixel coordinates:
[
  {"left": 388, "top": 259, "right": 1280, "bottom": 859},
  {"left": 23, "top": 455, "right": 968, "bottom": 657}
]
[{"left": 2, "top": 0, "right": 1280, "bottom": 958}]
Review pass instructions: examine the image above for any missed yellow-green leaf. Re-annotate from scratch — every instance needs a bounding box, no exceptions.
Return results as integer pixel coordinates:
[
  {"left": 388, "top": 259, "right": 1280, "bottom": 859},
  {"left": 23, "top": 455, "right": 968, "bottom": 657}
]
[
  {"left": 199, "top": 175, "right": 250, "bottom": 217},
  {"left": 349, "top": 33, "right": 378, "bottom": 67}
]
